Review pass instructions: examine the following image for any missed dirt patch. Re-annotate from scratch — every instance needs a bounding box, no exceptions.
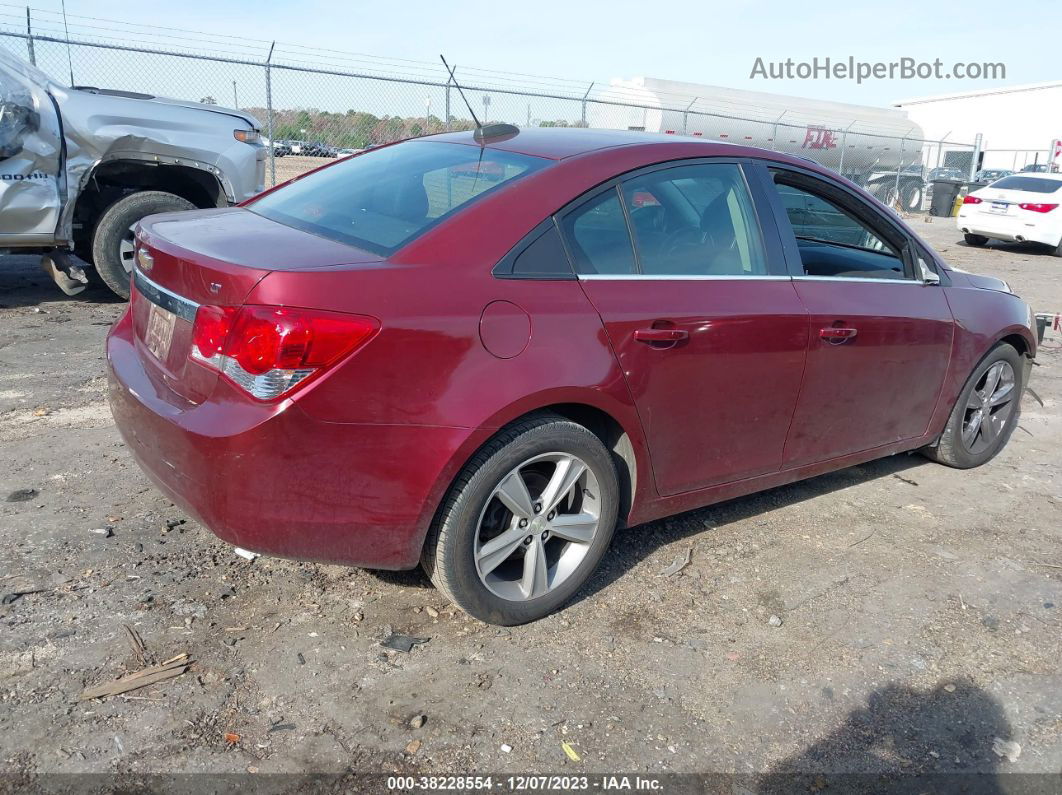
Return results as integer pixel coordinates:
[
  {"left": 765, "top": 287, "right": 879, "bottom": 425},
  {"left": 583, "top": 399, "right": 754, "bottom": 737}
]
[{"left": 1, "top": 224, "right": 1060, "bottom": 780}]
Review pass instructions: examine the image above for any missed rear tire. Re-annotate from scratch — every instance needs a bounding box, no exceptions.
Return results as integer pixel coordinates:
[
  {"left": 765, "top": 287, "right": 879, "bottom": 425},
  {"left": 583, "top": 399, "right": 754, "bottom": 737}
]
[
  {"left": 923, "top": 343, "right": 1023, "bottom": 469},
  {"left": 964, "top": 233, "right": 989, "bottom": 247},
  {"left": 421, "top": 414, "right": 619, "bottom": 625},
  {"left": 92, "top": 191, "right": 194, "bottom": 299}
]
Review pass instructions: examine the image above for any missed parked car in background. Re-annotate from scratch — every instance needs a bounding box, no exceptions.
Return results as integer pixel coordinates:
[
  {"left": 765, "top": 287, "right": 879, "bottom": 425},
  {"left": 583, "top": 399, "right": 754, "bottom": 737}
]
[
  {"left": 974, "top": 169, "right": 1013, "bottom": 185},
  {"left": 958, "top": 172, "right": 1062, "bottom": 254},
  {"left": 108, "top": 128, "right": 1035, "bottom": 625},
  {"left": 271, "top": 141, "right": 291, "bottom": 158},
  {"left": 300, "top": 141, "right": 335, "bottom": 157},
  {"left": 335, "top": 148, "right": 363, "bottom": 158},
  {"left": 1020, "top": 163, "right": 1058, "bottom": 173},
  {"left": 929, "top": 167, "right": 967, "bottom": 182},
  {"left": 0, "top": 47, "right": 265, "bottom": 298}
]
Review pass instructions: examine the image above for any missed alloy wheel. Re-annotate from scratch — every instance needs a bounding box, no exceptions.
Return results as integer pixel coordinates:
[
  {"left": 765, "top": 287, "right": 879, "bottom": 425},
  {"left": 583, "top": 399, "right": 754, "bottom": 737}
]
[
  {"left": 118, "top": 222, "right": 138, "bottom": 274},
  {"left": 961, "top": 360, "right": 1017, "bottom": 455},
  {"left": 473, "top": 452, "right": 601, "bottom": 601}
]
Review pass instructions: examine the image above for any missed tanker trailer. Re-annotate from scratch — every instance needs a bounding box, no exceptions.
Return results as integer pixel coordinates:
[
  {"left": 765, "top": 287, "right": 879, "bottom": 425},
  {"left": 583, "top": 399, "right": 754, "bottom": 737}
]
[{"left": 588, "top": 77, "right": 928, "bottom": 211}]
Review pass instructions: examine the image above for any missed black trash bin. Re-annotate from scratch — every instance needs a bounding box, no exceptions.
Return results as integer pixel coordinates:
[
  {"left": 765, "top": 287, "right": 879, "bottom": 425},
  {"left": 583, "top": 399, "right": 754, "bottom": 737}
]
[{"left": 930, "top": 179, "right": 964, "bottom": 217}]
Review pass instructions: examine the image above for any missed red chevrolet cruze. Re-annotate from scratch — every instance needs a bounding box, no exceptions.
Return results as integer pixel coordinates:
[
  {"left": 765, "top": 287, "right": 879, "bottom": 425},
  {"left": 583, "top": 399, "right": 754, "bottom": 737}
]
[{"left": 107, "top": 127, "right": 1036, "bottom": 625}]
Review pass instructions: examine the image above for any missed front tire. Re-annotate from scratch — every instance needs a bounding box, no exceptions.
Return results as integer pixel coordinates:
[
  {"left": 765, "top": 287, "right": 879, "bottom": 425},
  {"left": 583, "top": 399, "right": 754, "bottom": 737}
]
[
  {"left": 964, "top": 233, "right": 989, "bottom": 247},
  {"left": 422, "top": 414, "right": 619, "bottom": 625},
  {"left": 92, "top": 191, "right": 194, "bottom": 299},
  {"left": 924, "top": 343, "right": 1023, "bottom": 468}
]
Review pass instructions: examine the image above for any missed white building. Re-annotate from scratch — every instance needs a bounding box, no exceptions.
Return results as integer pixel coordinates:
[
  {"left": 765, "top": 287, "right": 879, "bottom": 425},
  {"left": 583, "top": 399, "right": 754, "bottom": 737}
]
[{"left": 895, "top": 83, "right": 1062, "bottom": 171}]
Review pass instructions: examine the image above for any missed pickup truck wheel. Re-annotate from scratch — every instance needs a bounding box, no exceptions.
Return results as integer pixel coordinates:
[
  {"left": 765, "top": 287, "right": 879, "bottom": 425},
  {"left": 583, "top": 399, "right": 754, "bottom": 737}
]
[{"left": 92, "top": 191, "right": 194, "bottom": 299}]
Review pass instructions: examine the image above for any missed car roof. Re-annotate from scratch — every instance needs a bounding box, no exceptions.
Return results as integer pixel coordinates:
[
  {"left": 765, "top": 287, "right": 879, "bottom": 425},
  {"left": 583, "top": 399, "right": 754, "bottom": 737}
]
[{"left": 423, "top": 127, "right": 740, "bottom": 161}]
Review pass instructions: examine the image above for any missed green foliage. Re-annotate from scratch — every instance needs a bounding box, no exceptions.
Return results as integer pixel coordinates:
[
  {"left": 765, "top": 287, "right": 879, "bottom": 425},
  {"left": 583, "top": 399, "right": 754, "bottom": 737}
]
[{"left": 245, "top": 106, "right": 503, "bottom": 149}]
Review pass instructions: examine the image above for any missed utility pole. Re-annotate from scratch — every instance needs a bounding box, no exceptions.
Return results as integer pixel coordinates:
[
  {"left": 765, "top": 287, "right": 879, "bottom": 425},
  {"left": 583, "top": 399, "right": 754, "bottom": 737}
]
[
  {"left": 264, "top": 41, "right": 275, "bottom": 185},
  {"left": 25, "top": 7, "right": 35, "bottom": 66},
  {"left": 60, "top": 0, "right": 74, "bottom": 86},
  {"left": 580, "top": 82, "right": 594, "bottom": 127},
  {"left": 232, "top": 81, "right": 238, "bottom": 108}
]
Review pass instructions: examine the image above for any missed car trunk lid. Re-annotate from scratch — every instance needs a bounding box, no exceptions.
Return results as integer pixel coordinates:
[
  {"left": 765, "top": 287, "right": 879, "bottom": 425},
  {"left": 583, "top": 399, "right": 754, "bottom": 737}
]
[{"left": 131, "top": 207, "right": 383, "bottom": 405}]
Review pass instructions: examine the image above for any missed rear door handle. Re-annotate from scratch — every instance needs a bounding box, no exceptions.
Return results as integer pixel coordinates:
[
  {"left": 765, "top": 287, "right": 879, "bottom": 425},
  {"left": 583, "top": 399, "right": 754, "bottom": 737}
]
[
  {"left": 634, "top": 327, "right": 689, "bottom": 345},
  {"left": 820, "top": 327, "right": 858, "bottom": 343}
]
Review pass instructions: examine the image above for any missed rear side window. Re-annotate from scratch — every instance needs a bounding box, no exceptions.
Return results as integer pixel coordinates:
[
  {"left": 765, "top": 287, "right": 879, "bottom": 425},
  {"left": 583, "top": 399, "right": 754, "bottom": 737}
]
[
  {"left": 248, "top": 141, "right": 548, "bottom": 255},
  {"left": 513, "top": 226, "right": 568, "bottom": 276},
  {"left": 990, "top": 176, "right": 1062, "bottom": 194},
  {"left": 560, "top": 188, "right": 636, "bottom": 275}
]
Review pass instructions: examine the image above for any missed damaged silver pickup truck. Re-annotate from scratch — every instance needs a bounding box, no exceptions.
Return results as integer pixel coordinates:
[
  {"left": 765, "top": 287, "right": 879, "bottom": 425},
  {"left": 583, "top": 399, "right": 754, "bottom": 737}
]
[{"left": 0, "top": 47, "right": 265, "bottom": 298}]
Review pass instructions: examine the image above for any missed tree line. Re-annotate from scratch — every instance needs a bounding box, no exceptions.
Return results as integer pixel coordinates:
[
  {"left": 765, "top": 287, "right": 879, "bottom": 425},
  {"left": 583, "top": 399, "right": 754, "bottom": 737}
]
[{"left": 239, "top": 107, "right": 585, "bottom": 148}]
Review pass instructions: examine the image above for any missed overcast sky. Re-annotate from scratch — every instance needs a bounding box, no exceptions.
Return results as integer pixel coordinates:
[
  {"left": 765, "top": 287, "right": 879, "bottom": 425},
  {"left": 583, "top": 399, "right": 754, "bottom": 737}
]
[{"left": 14, "top": 0, "right": 1055, "bottom": 107}]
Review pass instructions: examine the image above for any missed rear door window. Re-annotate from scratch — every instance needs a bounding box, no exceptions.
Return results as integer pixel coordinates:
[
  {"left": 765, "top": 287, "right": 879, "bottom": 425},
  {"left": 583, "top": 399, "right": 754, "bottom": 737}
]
[
  {"left": 248, "top": 141, "right": 547, "bottom": 255},
  {"left": 621, "top": 163, "right": 767, "bottom": 276}
]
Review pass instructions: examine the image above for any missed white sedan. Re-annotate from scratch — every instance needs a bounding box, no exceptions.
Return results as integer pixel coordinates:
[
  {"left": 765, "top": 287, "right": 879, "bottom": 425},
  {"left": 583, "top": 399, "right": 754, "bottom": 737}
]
[{"left": 957, "top": 172, "right": 1062, "bottom": 255}]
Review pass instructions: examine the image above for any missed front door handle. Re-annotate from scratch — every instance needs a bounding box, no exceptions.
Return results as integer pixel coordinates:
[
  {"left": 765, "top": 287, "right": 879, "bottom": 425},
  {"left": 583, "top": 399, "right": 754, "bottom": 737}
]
[
  {"left": 820, "top": 327, "right": 858, "bottom": 343},
  {"left": 634, "top": 327, "right": 688, "bottom": 346}
]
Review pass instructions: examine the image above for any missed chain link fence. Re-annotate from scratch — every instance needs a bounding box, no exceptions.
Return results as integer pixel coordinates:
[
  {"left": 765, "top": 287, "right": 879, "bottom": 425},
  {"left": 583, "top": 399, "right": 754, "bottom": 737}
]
[{"left": 0, "top": 22, "right": 982, "bottom": 212}]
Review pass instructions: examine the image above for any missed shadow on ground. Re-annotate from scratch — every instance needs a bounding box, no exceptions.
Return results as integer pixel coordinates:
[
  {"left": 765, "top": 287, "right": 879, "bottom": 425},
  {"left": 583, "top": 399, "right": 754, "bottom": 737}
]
[
  {"left": 571, "top": 451, "right": 929, "bottom": 606},
  {"left": 757, "top": 679, "right": 1014, "bottom": 793},
  {"left": 0, "top": 254, "right": 123, "bottom": 309},
  {"left": 371, "top": 452, "right": 931, "bottom": 597},
  {"left": 958, "top": 237, "right": 1056, "bottom": 257}
]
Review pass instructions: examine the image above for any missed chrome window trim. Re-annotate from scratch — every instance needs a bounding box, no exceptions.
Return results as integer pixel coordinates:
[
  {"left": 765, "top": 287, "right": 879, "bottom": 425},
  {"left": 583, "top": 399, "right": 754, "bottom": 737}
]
[
  {"left": 792, "top": 275, "right": 918, "bottom": 285},
  {"left": 133, "top": 268, "right": 199, "bottom": 323},
  {"left": 576, "top": 274, "right": 792, "bottom": 282}
]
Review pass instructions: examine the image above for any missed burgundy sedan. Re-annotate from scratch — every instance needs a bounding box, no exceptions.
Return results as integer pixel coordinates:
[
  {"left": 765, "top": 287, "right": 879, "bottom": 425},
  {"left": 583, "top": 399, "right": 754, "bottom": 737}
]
[{"left": 107, "top": 127, "right": 1035, "bottom": 625}]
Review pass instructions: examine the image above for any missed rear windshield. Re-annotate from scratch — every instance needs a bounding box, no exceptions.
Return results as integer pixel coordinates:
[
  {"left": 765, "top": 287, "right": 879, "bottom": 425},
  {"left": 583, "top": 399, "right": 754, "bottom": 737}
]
[
  {"left": 249, "top": 140, "right": 548, "bottom": 255},
  {"left": 991, "top": 176, "right": 1062, "bottom": 194}
]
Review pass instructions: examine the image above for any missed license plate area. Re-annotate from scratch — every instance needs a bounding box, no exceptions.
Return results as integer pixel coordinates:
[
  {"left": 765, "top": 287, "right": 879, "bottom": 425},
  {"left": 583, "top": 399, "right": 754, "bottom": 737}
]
[
  {"left": 989, "top": 201, "right": 1009, "bottom": 214},
  {"left": 145, "top": 303, "right": 177, "bottom": 362}
]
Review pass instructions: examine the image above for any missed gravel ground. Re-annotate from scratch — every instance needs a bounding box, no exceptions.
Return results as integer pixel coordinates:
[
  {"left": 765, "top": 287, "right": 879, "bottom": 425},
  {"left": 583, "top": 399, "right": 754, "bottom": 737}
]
[{"left": 1, "top": 218, "right": 1060, "bottom": 789}]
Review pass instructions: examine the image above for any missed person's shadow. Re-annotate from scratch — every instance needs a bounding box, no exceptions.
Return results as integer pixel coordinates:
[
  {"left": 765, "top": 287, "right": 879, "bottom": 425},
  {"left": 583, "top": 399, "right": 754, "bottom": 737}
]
[{"left": 758, "top": 679, "right": 1017, "bottom": 794}]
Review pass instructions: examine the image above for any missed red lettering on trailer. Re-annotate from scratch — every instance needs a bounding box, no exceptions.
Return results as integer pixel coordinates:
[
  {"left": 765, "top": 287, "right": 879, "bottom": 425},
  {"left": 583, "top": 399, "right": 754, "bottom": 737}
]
[{"left": 802, "top": 126, "right": 838, "bottom": 150}]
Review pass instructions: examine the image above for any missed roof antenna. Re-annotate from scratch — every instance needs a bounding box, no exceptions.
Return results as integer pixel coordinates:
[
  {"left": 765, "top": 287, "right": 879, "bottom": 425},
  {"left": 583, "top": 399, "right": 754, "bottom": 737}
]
[{"left": 439, "top": 55, "right": 519, "bottom": 144}]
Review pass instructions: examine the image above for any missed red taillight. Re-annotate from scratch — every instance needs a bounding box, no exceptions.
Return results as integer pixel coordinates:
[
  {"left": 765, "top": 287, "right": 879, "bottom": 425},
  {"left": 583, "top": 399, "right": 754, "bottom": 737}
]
[
  {"left": 1018, "top": 202, "right": 1058, "bottom": 213},
  {"left": 963, "top": 195, "right": 983, "bottom": 204},
  {"left": 190, "top": 305, "right": 378, "bottom": 400},
  {"left": 192, "top": 305, "right": 237, "bottom": 360}
]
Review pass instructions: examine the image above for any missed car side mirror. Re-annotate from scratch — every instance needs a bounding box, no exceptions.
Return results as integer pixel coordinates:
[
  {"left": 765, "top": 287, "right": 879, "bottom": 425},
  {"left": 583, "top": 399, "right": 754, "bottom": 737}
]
[{"left": 917, "top": 256, "right": 941, "bottom": 285}]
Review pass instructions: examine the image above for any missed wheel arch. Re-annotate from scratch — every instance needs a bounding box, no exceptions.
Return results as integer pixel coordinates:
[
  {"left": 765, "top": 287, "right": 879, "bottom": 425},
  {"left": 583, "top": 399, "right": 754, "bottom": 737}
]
[
  {"left": 413, "top": 389, "right": 653, "bottom": 560},
  {"left": 998, "top": 330, "right": 1033, "bottom": 358},
  {"left": 71, "top": 160, "right": 226, "bottom": 250}
]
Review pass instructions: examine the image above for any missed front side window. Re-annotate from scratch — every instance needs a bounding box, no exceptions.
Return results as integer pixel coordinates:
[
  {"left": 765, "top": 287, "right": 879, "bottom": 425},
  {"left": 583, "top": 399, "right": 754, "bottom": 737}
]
[
  {"left": 771, "top": 174, "right": 907, "bottom": 280},
  {"left": 249, "top": 141, "right": 548, "bottom": 255},
  {"left": 621, "top": 163, "right": 767, "bottom": 276}
]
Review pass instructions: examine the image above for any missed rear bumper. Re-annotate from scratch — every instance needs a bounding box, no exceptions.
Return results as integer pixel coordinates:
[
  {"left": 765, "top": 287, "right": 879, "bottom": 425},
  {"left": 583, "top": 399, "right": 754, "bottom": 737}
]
[
  {"left": 105, "top": 310, "right": 470, "bottom": 569},
  {"left": 956, "top": 210, "right": 1061, "bottom": 247}
]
